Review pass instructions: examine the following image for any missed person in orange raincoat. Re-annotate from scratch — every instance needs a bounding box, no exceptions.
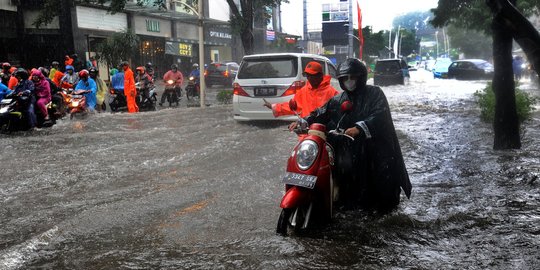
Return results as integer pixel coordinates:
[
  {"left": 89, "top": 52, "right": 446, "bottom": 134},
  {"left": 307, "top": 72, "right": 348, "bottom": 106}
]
[
  {"left": 263, "top": 61, "right": 338, "bottom": 120},
  {"left": 64, "top": 55, "right": 73, "bottom": 67},
  {"left": 7, "top": 67, "right": 19, "bottom": 90},
  {"left": 52, "top": 70, "right": 64, "bottom": 88},
  {"left": 121, "top": 61, "right": 139, "bottom": 113}
]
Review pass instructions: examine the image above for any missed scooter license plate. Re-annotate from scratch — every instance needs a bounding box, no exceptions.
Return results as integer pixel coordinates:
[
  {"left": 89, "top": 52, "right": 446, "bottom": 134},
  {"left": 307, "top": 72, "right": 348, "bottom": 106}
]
[{"left": 282, "top": 172, "right": 317, "bottom": 189}]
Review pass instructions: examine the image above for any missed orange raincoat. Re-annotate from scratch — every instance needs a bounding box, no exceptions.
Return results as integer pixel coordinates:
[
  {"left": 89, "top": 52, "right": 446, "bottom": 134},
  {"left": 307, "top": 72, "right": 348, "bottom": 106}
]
[
  {"left": 272, "top": 75, "right": 338, "bottom": 118},
  {"left": 124, "top": 67, "right": 139, "bottom": 113}
]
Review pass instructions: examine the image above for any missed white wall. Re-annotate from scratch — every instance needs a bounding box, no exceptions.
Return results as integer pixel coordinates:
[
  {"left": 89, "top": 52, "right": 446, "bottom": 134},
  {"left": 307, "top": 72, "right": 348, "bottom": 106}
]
[
  {"left": 76, "top": 6, "right": 127, "bottom": 32},
  {"left": 208, "top": 0, "right": 230, "bottom": 21},
  {"left": 0, "top": 0, "right": 16, "bottom": 12}
]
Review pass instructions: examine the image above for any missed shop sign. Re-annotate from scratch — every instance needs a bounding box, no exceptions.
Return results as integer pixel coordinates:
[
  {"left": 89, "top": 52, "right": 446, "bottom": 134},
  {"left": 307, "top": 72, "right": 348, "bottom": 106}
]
[{"left": 165, "top": 42, "right": 193, "bottom": 57}]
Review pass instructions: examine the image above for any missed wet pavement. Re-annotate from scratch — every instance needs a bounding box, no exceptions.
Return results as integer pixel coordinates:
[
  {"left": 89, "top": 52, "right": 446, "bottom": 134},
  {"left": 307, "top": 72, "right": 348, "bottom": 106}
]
[{"left": 1, "top": 70, "right": 539, "bottom": 269}]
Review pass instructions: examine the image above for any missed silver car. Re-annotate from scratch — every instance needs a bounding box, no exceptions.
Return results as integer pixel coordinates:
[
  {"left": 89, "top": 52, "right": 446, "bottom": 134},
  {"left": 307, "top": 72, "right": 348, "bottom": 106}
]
[{"left": 232, "top": 53, "right": 339, "bottom": 121}]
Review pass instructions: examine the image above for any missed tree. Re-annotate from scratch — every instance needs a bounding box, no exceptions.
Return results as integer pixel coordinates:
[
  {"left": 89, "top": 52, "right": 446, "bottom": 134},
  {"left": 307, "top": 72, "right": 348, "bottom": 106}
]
[
  {"left": 96, "top": 29, "right": 140, "bottom": 68},
  {"left": 431, "top": 0, "right": 540, "bottom": 150},
  {"left": 446, "top": 25, "right": 492, "bottom": 59},
  {"left": 226, "top": 0, "right": 286, "bottom": 55}
]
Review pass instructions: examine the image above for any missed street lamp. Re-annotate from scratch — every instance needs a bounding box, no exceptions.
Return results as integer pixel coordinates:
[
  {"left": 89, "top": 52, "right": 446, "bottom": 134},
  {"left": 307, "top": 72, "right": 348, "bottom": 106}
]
[{"left": 172, "top": 0, "right": 206, "bottom": 108}]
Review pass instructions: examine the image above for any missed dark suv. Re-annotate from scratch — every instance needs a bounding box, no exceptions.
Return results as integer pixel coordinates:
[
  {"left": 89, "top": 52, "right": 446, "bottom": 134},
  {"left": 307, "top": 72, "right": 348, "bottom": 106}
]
[
  {"left": 373, "top": 59, "right": 410, "bottom": 86},
  {"left": 205, "top": 62, "right": 239, "bottom": 87}
]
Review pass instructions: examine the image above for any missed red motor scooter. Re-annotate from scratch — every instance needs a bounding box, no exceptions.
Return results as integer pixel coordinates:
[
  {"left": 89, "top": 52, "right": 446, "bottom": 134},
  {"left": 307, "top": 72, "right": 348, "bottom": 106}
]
[
  {"left": 276, "top": 100, "right": 354, "bottom": 235},
  {"left": 68, "top": 89, "right": 89, "bottom": 119}
]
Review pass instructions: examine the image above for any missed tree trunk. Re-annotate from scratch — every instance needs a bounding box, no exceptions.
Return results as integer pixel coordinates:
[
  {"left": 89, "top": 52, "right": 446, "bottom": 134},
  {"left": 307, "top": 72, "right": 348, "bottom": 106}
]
[
  {"left": 490, "top": 0, "right": 521, "bottom": 149},
  {"left": 487, "top": 0, "right": 540, "bottom": 79}
]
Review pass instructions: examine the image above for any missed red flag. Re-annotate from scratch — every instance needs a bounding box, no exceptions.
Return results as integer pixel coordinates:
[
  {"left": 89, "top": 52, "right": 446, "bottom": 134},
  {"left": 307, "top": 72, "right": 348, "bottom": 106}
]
[{"left": 357, "top": 1, "right": 364, "bottom": 60}]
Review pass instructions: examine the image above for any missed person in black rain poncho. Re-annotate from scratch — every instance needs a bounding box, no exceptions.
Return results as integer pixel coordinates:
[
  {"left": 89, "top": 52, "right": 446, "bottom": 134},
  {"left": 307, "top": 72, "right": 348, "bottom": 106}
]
[{"left": 301, "top": 58, "right": 412, "bottom": 213}]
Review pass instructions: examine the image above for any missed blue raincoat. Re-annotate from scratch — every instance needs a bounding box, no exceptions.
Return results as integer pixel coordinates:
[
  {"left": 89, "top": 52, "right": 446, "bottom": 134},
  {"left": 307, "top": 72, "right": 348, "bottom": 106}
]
[{"left": 75, "top": 78, "right": 97, "bottom": 111}]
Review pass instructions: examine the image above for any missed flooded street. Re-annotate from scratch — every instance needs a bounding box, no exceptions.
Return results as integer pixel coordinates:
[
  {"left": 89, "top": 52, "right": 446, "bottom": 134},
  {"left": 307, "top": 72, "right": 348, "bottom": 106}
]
[{"left": 1, "top": 71, "right": 539, "bottom": 269}]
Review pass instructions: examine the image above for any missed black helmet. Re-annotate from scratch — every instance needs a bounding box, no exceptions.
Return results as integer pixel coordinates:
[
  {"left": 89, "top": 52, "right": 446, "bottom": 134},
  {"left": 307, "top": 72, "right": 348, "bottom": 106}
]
[
  {"left": 15, "top": 68, "right": 29, "bottom": 80},
  {"left": 38, "top": 67, "right": 50, "bottom": 78},
  {"left": 171, "top": 64, "right": 178, "bottom": 70},
  {"left": 2, "top": 62, "right": 11, "bottom": 70},
  {"left": 337, "top": 58, "right": 368, "bottom": 90},
  {"left": 88, "top": 66, "right": 98, "bottom": 76},
  {"left": 51, "top": 61, "right": 59, "bottom": 66}
]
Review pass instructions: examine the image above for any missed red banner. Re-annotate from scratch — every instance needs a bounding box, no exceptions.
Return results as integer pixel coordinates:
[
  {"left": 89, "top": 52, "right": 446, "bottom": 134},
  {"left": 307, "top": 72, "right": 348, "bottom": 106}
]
[{"left": 357, "top": 1, "right": 364, "bottom": 60}]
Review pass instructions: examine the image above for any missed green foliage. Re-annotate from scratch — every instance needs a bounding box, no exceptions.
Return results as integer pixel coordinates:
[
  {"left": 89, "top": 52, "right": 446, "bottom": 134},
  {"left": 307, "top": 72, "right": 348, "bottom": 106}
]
[
  {"left": 431, "top": 0, "right": 540, "bottom": 34},
  {"left": 392, "top": 11, "right": 436, "bottom": 33},
  {"left": 96, "top": 29, "right": 140, "bottom": 68},
  {"left": 216, "top": 90, "right": 233, "bottom": 104},
  {"left": 474, "top": 82, "right": 537, "bottom": 123},
  {"left": 446, "top": 25, "right": 492, "bottom": 59}
]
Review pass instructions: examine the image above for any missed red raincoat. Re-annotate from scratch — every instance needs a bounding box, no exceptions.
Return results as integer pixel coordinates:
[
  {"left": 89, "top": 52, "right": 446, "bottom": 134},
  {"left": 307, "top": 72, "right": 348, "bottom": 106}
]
[{"left": 272, "top": 75, "right": 338, "bottom": 118}]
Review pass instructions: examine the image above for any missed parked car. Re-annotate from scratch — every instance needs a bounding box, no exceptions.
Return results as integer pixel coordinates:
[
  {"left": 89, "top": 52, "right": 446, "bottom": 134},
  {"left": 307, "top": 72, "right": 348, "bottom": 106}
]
[
  {"left": 431, "top": 58, "right": 453, "bottom": 79},
  {"left": 205, "top": 62, "right": 239, "bottom": 87},
  {"left": 232, "top": 53, "right": 339, "bottom": 121},
  {"left": 447, "top": 59, "right": 494, "bottom": 80},
  {"left": 373, "top": 58, "right": 410, "bottom": 86}
]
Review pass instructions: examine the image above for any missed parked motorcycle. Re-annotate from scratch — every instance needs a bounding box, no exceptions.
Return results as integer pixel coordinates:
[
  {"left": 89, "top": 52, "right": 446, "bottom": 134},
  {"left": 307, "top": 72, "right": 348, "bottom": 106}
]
[
  {"left": 185, "top": 76, "right": 199, "bottom": 101},
  {"left": 276, "top": 100, "right": 355, "bottom": 235},
  {"left": 161, "top": 79, "right": 181, "bottom": 107},
  {"left": 135, "top": 82, "right": 158, "bottom": 111},
  {"left": 108, "top": 88, "right": 127, "bottom": 112}
]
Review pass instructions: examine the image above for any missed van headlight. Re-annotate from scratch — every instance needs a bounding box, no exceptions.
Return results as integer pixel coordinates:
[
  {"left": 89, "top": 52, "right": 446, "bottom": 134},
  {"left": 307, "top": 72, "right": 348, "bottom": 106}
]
[{"left": 296, "top": 140, "right": 318, "bottom": 170}]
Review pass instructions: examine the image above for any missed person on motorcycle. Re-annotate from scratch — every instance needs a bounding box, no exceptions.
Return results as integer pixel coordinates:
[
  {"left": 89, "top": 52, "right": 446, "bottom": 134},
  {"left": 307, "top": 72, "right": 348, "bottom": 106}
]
[
  {"left": 1, "top": 62, "right": 11, "bottom": 86},
  {"left": 52, "top": 70, "right": 64, "bottom": 88},
  {"left": 189, "top": 63, "right": 200, "bottom": 84},
  {"left": 121, "top": 61, "right": 138, "bottom": 113},
  {"left": 40, "top": 67, "right": 63, "bottom": 116},
  {"left": 136, "top": 66, "right": 152, "bottom": 101},
  {"left": 64, "top": 55, "right": 73, "bottom": 67},
  {"left": 60, "top": 65, "right": 78, "bottom": 89},
  {"left": 74, "top": 69, "right": 97, "bottom": 112},
  {"left": 263, "top": 61, "right": 338, "bottom": 121},
  {"left": 301, "top": 58, "right": 412, "bottom": 213},
  {"left": 88, "top": 67, "right": 107, "bottom": 112},
  {"left": 49, "top": 61, "right": 60, "bottom": 80},
  {"left": 160, "top": 64, "right": 183, "bottom": 106},
  {"left": 145, "top": 62, "right": 155, "bottom": 82},
  {"left": 0, "top": 80, "right": 11, "bottom": 102},
  {"left": 31, "top": 69, "right": 52, "bottom": 122},
  {"left": 12, "top": 68, "right": 37, "bottom": 129}
]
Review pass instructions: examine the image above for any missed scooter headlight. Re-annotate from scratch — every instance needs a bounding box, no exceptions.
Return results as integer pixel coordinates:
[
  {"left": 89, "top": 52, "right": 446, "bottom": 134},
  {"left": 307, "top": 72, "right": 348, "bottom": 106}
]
[
  {"left": 71, "top": 101, "right": 79, "bottom": 107},
  {"left": 296, "top": 140, "right": 318, "bottom": 171}
]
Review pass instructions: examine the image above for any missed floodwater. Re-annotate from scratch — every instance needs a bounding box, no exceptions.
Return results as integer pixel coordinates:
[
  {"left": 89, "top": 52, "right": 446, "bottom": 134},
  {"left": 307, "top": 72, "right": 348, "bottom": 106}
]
[{"left": 1, "top": 71, "right": 539, "bottom": 269}]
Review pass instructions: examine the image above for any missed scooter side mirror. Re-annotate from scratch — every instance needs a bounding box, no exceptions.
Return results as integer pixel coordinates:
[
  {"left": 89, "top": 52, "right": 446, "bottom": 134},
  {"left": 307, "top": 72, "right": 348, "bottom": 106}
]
[
  {"left": 289, "top": 99, "right": 298, "bottom": 111},
  {"left": 340, "top": 100, "right": 353, "bottom": 113}
]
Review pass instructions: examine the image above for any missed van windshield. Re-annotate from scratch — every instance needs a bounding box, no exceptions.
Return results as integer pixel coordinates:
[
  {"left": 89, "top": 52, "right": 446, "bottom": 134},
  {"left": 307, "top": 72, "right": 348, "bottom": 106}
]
[{"left": 238, "top": 57, "right": 298, "bottom": 79}]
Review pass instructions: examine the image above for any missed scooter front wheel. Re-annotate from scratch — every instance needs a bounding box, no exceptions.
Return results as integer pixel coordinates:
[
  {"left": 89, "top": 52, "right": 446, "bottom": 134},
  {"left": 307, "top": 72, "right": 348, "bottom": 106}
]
[{"left": 276, "top": 208, "right": 292, "bottom": 235}]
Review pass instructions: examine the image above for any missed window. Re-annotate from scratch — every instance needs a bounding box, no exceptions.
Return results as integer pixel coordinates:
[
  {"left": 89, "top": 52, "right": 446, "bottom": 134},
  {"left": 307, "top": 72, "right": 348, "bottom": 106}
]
[{"left": 146, "top": 19, "right": 160, "bottom": 32}]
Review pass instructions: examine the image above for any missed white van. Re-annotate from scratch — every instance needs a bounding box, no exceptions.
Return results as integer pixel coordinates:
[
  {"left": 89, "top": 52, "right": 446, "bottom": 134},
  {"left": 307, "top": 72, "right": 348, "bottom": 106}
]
[{"left": 232, "top": 53, "right": 340, "bottom": 121}]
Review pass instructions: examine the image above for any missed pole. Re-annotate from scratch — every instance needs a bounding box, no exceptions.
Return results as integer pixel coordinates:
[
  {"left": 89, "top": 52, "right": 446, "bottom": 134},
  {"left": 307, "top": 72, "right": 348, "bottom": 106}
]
[
  {"left": 198, "top": 0, "right": 205, "bottom": 108},
  {"left": 435, "top": 31, "right": 439, "bottom": 59},
  {"left": 348, "top": 0, "right": 353, "bottom": 58},
  {"left": 388, "top": 29, "right": 392, "bottom": 58}
]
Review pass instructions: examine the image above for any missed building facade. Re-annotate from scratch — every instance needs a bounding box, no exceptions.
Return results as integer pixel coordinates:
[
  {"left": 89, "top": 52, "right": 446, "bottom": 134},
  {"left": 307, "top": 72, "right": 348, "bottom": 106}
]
[{"left": 0, "top": 0, "right": 238, "bottom": 78}]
